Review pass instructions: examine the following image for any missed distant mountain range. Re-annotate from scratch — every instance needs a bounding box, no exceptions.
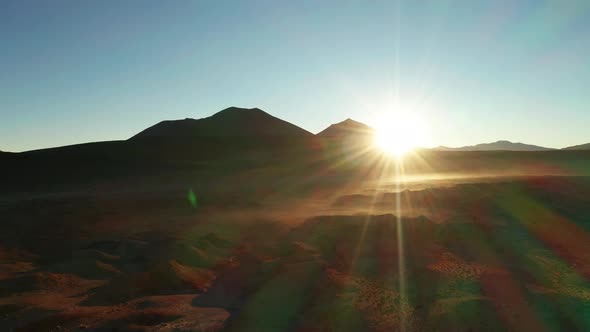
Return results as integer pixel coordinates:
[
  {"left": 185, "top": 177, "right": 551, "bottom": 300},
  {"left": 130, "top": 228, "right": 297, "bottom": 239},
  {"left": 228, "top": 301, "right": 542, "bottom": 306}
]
[
  {"left": 563, "top": 143, "right": 590, "bottom": 150},
  {"left": 433, "top": 140, "right": 554, "bottom": 151},
  {"left": 3, "top": 106, "right": 590, "bottom": 196},
  {"left": 2, "top": 107, "right": 590, "bottom": 152},
  {"left": 433, "top": 141, "right": 590, "bottom": 151}
]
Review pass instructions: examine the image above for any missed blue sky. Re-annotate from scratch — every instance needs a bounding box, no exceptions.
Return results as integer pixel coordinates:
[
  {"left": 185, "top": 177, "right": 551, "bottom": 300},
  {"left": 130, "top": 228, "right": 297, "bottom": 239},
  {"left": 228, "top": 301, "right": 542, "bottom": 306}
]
[{"left": 1, "top": 0, "right": 590, "bottom": 151}]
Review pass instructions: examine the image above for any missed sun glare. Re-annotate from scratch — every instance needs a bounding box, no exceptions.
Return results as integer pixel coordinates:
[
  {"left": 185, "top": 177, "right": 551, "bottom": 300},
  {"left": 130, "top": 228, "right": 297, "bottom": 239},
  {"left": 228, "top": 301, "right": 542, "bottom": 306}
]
[{"left": 373, "top": 112, "right": 426, "bottom": 157}]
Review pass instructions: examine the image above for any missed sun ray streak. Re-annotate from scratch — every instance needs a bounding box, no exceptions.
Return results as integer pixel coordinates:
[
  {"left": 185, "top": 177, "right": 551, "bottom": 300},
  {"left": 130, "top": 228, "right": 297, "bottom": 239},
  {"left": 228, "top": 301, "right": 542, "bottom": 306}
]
[
  {"left": 350, "top": 153, "right": 392, "bottom": 274},
  {"left": 395, "top": 159, "right": 408, "bottom": 332}
]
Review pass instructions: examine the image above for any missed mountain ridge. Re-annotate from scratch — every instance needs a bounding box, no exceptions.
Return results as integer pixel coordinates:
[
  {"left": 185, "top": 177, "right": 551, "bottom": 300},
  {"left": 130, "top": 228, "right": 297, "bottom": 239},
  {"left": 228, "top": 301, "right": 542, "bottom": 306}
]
[
  {"left": 563, "top": 143, "right": 590, "bottom": 150},
  {"left": 5, "top": 107, "right": 590, "bottom": 152},
  {"left": 131, "top": 107, "right": 313, "bottom": 140},
  {"left": 433, "top": 140, "right": 554, "bottom": 151},
  {"left": 317, "top": 118, "right": 374, "bottom": 138}
]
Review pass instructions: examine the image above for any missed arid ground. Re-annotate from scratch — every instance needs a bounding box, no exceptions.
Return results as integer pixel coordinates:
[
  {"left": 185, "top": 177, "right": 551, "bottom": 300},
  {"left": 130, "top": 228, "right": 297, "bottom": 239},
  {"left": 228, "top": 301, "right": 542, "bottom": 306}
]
[{"left": 2, "top": 126, "right": 590, "bottom": 332}]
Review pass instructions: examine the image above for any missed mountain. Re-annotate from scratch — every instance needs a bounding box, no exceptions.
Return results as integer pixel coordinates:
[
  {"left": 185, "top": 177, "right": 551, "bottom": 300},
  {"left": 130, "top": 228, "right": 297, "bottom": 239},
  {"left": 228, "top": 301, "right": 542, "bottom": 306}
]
[
  {"left": 563, "top": 143, "right": 590, "bottom": 150},
  {"left": 317, "top": 118, "right": 374, "bottom": 138},
  {"left": 131, "top": 107, "right": 313, "bottom": 140},
  {"left": 433, "top": 140, "right": 553, "bottom": 151},
  {"left": 316, "top": 118, "right": 375, "bottom": 151},
  {"left": 432, "top": 146, "right": 457, "bottom": 151}
]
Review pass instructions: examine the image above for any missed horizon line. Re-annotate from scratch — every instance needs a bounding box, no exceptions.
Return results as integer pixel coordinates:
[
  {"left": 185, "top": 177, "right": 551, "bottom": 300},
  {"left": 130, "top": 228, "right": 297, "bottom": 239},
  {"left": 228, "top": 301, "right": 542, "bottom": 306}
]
[{"left": 3, "top": 106, "right": 588, "bottom": 153}]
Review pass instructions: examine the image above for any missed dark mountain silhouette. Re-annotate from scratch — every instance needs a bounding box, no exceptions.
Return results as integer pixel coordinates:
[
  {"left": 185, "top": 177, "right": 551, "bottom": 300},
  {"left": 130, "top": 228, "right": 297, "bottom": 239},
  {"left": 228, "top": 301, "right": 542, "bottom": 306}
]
[
  {"left": 563, "top": 143, "right": 590, "bottom": 150},
  {"left": 316, "top": 118, "right": 375, "bottom": 151},
  {"left": 131, "top": 107, "right": 312, "bottom": 140},
  {"left": 0, "top": 107, "right": 319, "bottom": 193},
  {"left": 2, "top": 107, "right": 590, "bottom": 196},
  {"left": 0, "top": 150, "right": 12, "bottom": 158},
  {"left": 316, "top": 118, "right": 374, "bottom": 138},
  {"left": 433, "top": 140, "right": 553, "bottom": 151}
]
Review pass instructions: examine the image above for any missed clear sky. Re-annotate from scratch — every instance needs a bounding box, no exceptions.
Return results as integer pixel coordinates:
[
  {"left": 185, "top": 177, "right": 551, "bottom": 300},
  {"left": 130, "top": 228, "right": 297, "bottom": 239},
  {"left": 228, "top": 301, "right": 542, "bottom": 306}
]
[{"left": 2, "top": 0, "right": 590, "bottom": 151}]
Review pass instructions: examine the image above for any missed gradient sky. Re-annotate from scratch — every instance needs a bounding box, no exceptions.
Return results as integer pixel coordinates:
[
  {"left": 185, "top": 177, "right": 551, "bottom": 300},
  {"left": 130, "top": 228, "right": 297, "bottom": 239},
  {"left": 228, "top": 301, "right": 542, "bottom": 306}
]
[{"left": 2, "top": 0, "right": 590, "bottom": 151}]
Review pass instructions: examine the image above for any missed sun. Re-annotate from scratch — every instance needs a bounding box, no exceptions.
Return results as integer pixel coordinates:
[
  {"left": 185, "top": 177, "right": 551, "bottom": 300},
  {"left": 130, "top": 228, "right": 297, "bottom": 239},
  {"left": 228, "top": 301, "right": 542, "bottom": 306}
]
[
  {"left": 372, "top": 112, "right": 426, "bottom": 157},
  {"left": 374, "top": 130, "right": 414, "bottom": 157}
]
